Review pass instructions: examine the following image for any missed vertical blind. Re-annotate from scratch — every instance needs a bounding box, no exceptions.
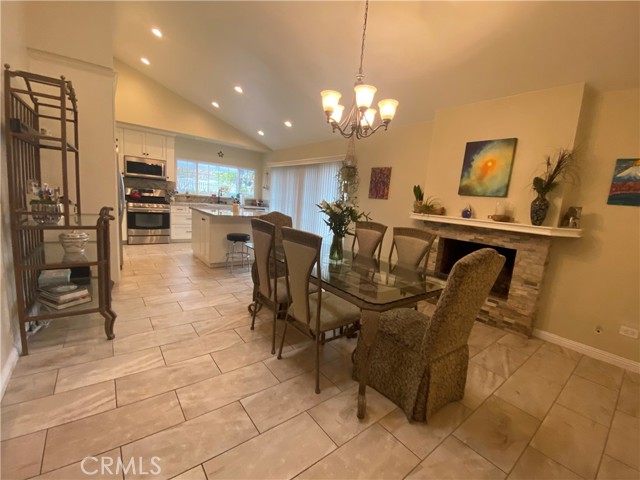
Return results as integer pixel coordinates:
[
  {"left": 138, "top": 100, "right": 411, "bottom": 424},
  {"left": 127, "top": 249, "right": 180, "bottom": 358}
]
[{"left": 270, "top": 161, "right": 340, "bottom": 239}]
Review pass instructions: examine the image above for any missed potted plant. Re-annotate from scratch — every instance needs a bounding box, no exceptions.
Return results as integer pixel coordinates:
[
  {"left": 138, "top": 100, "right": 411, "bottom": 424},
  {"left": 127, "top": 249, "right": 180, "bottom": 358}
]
[
  {"left": 419, "top": 196, "right": 446, "bottom": 215},
  {"left": 413, "top": 185, "right": 424, "bottom": 212},
  {"left": 531, "top": 149, "right": 576, "bottom": 225}
]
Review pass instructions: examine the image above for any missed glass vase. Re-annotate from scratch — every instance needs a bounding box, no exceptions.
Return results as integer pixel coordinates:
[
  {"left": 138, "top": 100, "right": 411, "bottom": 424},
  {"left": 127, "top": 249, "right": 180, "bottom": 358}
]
[
  {"left": 530, "top": 194, "right": 550, "bottom": 226},
  {"left": 31, "top": 202, "right": 62, "bottom": 225},
  {"left": 329, "top": 234, "right": 344, "bottom": 261}
]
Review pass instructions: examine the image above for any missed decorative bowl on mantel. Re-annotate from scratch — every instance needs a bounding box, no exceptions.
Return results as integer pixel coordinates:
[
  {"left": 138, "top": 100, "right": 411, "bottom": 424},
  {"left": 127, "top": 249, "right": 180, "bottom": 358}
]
[{"left": 59, "top": 231, "right": 89, "bottom": 253}]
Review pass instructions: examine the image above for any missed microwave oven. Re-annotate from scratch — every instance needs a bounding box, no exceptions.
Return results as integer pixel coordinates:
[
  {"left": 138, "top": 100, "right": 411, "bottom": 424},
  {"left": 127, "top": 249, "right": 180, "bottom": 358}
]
[{"left": 124, "top": 155, "right": 167, "bottom": 180}]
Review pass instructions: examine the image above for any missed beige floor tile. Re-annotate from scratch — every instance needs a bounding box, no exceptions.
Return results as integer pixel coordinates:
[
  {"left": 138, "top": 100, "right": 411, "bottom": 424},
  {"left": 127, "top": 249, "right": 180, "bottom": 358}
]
[
  {"left": 299, "top": 423, "right": 418, "bottom": 479},
  {"left": 113, "top": 284, "right": 172, "bottom": 301},
  {"left": 113, "top": 324, "right": 197, "bottom": 355},
  {"left": 149, "top": 307, "right": 220, "bottom": 330},
  {"left": 42, "top": 392, "right": 183, "bottom": 472},
  {"left": 557, "top": 375, "right": 618, "bottom": 426},
  {"left": 55, "top": 347, "right": 165, "bottom": 393},
  {"left": 161, "top": 329, "right": 244, "bottom": 365},
  {"left": 494, "top": 369, "right": 564, "bottom": 419},
  {"left": 497, "top": 333, "right": 543, "bottom": 356},
  {"left": 2, "top": 370, "right": 58, "bottom": 406},
  {"left": 242, "top": 372, "right": 340, "bottom": 433},
  {"left": 211, "top": 300, "right": 252, "bottom": 316},
  {"left": 380, "top": 402, "right": 471, "bottom": 459},
  {"left": 507, "top": 447, "right": 582, "bottom": 480},
  {"left": 1, "top": 381, "right": 116, "bottom": 441},
  {"left": 597, "top": 454, "right": 640, "bottom": 480},
  {"left": 263, "top": 342, "right": 342, "bottom": 382},
  {"left": 12, "top": 342, "right": 113, "bottom": 378},
  {"left": 192, "top": 313, "right": 254, "bottom": 337},
  {"left": 468, "top": 322, "right": 506, "bottom": 351},
  {"left": 471, "top": 343, "right": 529, "bottom": 378},
  {"left": 177, "top": 362, "right": 279, "bottom": 419},
  {"left": 64, "top": 319, "right": 153, "bottom": 347},
  {"left": 537, "top": 342, "right": 583, "bottom": 361},
  {"left": 574, "top": 356, "right": 625, "bottom": 391},
  {"left": 461, "top": 361, "right": 506, "bottom": 410},
  {"left": 326, "top": 336, "right": 358, "bottom": 358},
  {"left": 407, "top": 436, "right": 506, "bottom": 480},
  {"left": 617, "top": 373, "right": 639, "bottom": 419},
  {"left": 33, "top": 449, "right": 121, "bottom": 479},
  {"left": 454, "top": 395, "right": 539, "bottom": 472},
  {"left": 121, "top": 402, "right": 257, "bottom": 480},
  {"left": 178, "top": 294, "right": 238, "bottom": 311},
  {"left": 319, "top": 356, "right": 358, "bottom": 391},
  {"left": 517, "top": 348, "right": 577, "bottom": 386},
  {"left": 605, "top": 410, "right": 640, "bottom": 470},
  {"left": 204, "top": 413, "right": 336, "bottom": 479},
  {"left": 211, "top": 336, "right": 292, "bottom": 373},
  {"left": 0, "top": 431, "right": 47, "bottom": 480},
  {"left": 531, "top": 403, "right": 609, "bottom": 478},
  {"left": 172, "top": 466, "right": 207, "bottom": 480},
  {"left": 143, "top": 289, "right": 204, "bottom": 306},
  {"left": 625, "top": 370, "right": 640, "bottom": 384},
  {"left": 27, "top": 326, "right": 67, "bottom": 353},
  {"left": 117, "top": 300, "right": 184, "bottom": 322},
  {"left": 116, "top": 355, "right": 220, "bottom": 406},
  {"left": 308, "top": 385, "right": 397, "bottom": 446}
]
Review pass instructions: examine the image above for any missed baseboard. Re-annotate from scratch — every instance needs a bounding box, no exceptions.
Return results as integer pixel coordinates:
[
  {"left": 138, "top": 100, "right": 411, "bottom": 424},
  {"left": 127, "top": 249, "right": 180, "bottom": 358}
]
[
  {"left": 533, "top": 329, "right": 640, "bottom": 373},
  {"left": 0, "top": 345, "right": 19, "bottom": 399}
]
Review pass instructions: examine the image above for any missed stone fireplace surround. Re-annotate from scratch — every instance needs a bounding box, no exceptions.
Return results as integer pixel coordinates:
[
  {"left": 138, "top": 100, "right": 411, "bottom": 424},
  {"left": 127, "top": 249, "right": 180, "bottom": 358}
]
[{"left": 411, "top": 214, "right": 581, "bottom": 337}]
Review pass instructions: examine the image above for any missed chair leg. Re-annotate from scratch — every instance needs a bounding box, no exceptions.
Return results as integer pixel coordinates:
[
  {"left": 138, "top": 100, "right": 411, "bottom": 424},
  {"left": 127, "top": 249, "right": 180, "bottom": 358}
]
[
  {"left": 315, "top": 332, "right": 321, "bottom": 394},
  {"left": 277, "top": 315, "right": 289, "bottom": 359},
  {"left": 271, "top": 305, "right": 277, "bottom": 355},
  {"left": 250, "top": 299, "right": 260, "bottom": 330}
]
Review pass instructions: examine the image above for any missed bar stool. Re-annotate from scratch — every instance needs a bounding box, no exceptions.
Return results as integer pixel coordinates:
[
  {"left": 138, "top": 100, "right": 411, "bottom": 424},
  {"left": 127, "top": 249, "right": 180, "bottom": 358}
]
[{"left": 225, "top": 232, "right": 251, "bottom": 273}]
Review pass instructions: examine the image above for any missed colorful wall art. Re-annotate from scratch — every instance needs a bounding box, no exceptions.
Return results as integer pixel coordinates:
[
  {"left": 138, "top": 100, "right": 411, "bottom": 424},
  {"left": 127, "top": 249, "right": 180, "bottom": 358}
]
[
  {"left": 368, "top": 167, "right": 392, "bottom": 200},
  {"left": 458, "top": 138, "right": 517, "bottom": 197},
  {"left": 607, "top": 158, "right": 640, "bottom": 206}
]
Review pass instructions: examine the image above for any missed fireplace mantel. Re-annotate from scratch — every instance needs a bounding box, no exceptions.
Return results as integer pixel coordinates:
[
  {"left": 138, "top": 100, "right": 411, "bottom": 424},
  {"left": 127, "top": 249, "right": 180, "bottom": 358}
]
[{"left": 410, "top": 213, "right": 582, "bottom": 238}]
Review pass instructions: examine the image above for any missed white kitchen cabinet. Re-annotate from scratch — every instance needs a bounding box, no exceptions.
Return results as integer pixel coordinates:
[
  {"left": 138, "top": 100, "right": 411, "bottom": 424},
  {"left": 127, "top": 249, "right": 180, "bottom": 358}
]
[
  {"left": 122, "top": 128, "right": 167, "bottom": 160},
  {"left": 171, "top": 205, "right": 193, "bottom": 241},
  {"left": 191, "top": 211, "right": 211, "bottom": 264}
]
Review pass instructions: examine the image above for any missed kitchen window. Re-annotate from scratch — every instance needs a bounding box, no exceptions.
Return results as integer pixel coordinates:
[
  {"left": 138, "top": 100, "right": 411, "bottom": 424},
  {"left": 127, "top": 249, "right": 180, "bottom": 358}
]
[{"left": 176, "top": 160, "right": 255, "bottom": 197}]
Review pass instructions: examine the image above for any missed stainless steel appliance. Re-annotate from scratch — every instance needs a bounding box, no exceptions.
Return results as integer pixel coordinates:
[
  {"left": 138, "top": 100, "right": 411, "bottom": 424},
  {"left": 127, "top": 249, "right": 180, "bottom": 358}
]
[
  {"left": 126, "top": 187, "right": 170, "bottom": 244},
  {"left": 124, "top": 155, "right": 167, "bottom": 180}
]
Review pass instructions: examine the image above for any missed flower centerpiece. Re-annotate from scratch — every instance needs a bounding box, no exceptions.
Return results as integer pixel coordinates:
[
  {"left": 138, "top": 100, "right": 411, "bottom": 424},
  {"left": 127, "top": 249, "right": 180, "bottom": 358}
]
[
  {"left": 317, "top": 200, "right": 368, "bottom": 261},
  {"left": 28, "top": 180, "right": 62, "bottom": 224},
  {"left": 531, "top": 149, "right": 576, "bottom": 225}
]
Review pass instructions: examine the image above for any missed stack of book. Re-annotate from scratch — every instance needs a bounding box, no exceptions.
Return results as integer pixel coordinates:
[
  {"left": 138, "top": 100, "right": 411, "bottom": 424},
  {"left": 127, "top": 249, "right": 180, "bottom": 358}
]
[{"left": 38, "top": 283, "right": 91, "bottom": 310}]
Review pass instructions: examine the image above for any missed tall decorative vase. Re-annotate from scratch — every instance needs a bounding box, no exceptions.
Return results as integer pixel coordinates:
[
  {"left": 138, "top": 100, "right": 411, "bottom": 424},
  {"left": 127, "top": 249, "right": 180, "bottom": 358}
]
[
  {"left": 329, "top": 234, "right": 344, "bottom": 261},
  {"left": 530, "top": 194, "right": 550, "bottom": 226}
]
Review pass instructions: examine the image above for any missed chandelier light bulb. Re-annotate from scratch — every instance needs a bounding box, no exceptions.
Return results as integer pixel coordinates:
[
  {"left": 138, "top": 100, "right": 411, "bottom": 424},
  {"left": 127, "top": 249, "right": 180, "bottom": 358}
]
[
  {"left": 361, "top": 108, "right": 377, "bottom": 127},
  {"left": 321, "top": 90, "right": 342, "bottom": 114},
  {"left": 354, "top": 84, "right": 377, "bottom": 110},
  {"left": 330, "top": 105, "right": 345, "bottom": 123},
  {"left": 378, "top": 99, "right": 399, "bottom": 122}
]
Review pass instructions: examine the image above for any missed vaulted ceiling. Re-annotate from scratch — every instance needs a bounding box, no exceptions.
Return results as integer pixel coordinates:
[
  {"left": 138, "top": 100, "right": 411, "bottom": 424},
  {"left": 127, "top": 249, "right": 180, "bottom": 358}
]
[{"left": 113, "top": 1, "right": 639, "bottom": 151}]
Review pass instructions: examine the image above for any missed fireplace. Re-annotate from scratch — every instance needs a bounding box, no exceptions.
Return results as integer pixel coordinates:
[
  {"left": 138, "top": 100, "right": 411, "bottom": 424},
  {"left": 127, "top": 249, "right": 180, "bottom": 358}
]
[{"left": 436, "top": 239, "right": 516, "bottom": 299}]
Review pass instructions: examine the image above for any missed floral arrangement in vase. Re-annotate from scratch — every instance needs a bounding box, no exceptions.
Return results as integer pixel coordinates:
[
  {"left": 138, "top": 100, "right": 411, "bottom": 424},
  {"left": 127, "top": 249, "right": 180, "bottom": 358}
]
[
  {"left": 531, "top": 149, "right": 576, "bottom": 225},
  {"left": 28, "top": 180, "right": 62, "bottom": 224},
  {"left": 317, "top": 200, "right": 369, "bottom": 260}
]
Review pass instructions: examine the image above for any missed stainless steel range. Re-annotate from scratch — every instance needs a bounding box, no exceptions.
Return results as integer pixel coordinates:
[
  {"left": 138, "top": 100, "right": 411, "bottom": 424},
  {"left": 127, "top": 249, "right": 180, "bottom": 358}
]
[{"left": 126, "top": 187, "right": 170, "bottom": 244}]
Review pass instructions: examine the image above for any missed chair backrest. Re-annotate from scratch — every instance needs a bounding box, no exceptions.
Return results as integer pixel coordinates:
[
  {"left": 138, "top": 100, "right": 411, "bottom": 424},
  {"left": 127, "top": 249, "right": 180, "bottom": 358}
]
[
  {"left": 424, "top": 248, "right": 505, "bottom": 359},
  {"left": 251, "top": 218, "right": 277, "bottom": 301},
  {"left": 389, "top": 227, "right": 436, "bottom": 271},
  {"left": 258, "top": 211, "right": 293, "bottom": 246},
  {"left": 281, "top": 227, "right": 322, "bottom": 326},
  {"left": 352, "top": 221, "right": 387, "bottom": 260}
]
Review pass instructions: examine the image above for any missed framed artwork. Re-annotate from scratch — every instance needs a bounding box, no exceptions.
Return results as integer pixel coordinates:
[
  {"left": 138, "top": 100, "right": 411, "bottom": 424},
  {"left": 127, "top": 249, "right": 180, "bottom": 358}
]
[
  {"left": 458, "top": 138, "right": 517, "bottom": 197},
  {"left": 368, "top": 167, "right": 392, "bottom": 200},
  {"left": 607, "top": 158, "right": 640, "bottom": 206}
]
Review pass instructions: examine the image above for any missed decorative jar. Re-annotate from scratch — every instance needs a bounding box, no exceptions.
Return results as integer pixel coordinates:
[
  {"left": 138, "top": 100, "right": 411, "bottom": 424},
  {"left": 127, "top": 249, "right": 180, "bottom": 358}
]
[
  {"left": 59, "top": 231, "right": 89, "bottom": 253},
  {"left": 31, "top": 203, "right": 62, "bottom": 225}
]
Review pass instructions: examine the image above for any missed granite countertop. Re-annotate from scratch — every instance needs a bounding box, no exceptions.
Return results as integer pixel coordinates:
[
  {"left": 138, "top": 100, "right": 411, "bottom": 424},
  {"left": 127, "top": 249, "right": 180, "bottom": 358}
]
[{"left": 190, "top": 206, "right": 265, "bottom": 218}]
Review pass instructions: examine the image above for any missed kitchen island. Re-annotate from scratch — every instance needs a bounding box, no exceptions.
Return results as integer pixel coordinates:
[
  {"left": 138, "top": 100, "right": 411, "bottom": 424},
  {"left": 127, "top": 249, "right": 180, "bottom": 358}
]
[{"left": 190, "top": 206, "right": 265, "bottom": 267}]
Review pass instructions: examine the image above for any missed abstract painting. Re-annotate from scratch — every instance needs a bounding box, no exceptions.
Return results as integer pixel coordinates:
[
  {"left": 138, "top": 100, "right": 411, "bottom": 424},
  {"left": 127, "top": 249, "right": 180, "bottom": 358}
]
[
  {"left": 458, "top": 138, "right": 517, "bottom": 197},
  {"left": 368, "top": 167, "right": 392, "bottom": 200},
  {"left": 607, "top": 158, "right": 640, "bottom": 206}
]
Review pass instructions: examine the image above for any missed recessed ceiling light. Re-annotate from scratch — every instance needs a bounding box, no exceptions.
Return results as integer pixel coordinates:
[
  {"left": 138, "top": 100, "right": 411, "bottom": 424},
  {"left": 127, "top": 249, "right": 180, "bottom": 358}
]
[
  {"left": 234, "top": 86, "right": 244, "bottom": 94},
  {"left": 140, "top": 57, "right": 150, "bottom": 66},
  {"left": 151, "top": 28, "right": 162, "bottom": 38},
  {"left": 284, "top": 121, "right": 292, "bottom": 128},
  {"left": 211, "top": 101, "right": 220, "bottom": 108},
  {"left": 258, "top": 130, "right": 265, "bottom": 136}
]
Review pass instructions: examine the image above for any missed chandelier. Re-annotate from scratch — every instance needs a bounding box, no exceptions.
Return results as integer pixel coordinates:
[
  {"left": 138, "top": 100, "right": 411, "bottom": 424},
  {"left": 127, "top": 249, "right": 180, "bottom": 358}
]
[{"left": 321, "top": 0, "right": 398, "bottom": 139}]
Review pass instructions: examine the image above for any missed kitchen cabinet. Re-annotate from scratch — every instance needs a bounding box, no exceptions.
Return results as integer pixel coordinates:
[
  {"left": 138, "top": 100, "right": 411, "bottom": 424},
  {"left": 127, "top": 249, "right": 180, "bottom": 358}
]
[
  {"left": 191, "top": 211, "right": 211, "bottom": 264},
  {"left": 171, "top": 205, "right": 193, "bottom": 241},
  {"left": 122, "top": 129, "right": 167, "bottom": 160}
]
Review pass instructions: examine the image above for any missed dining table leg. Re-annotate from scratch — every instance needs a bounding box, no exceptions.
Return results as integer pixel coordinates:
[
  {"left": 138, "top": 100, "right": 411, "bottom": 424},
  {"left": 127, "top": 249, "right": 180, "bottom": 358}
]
[{"left": 357, "top": 309, "right": 381, "bottom": 419}]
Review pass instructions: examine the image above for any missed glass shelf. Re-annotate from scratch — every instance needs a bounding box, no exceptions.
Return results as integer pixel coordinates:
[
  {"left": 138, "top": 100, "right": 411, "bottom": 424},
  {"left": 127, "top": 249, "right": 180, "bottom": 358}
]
[
  {"left": 17, "top": 213, "right": 107, "bottom": 229},
  {"left": 28, "top": 282, "right": 101, "bottom": 321},
  {"left": 11, "top": 131, "right": 78, "bottom": 152},
  {"left": 19, "top": 242, "right": 100, "bottom": 269}
]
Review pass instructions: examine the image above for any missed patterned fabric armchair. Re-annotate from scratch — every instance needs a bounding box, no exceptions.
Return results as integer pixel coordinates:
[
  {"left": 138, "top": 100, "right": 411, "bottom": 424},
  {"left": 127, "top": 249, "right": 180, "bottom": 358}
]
[{"left": 354, "top": 248, "right": 505, "bottom": 421}]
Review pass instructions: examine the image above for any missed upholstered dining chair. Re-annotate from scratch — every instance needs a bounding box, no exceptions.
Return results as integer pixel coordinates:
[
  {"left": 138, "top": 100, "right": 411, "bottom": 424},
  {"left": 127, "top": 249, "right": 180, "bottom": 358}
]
[
  {"left": 278, "top": 227, "right": 361, "bottom": 394},
  {"left": 354, "top": 248, "right": 505, "bottom": 421},
  {"left": 258, "top": 211, "right": 292, "bottom": 247},
  {"left": 351, "top": 221, "right": 388, "bottom": 261},
  {"left": 388, "top": 227, "right": 436, "bottom": 272},
  {"left": 250, "top": 218, "right": 289, "bottom": 354}
]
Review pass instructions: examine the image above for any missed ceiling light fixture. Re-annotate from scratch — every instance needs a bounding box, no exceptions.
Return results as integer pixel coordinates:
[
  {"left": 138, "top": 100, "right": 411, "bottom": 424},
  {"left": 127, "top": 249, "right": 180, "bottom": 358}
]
[
  {"left": 258, "top": 130, "right": 265, "bottom": 136},
  {"left": 234, "top": 86, "right": 243, "bottom": 94},
  {"left": 140, "top": 57, "right": 150, "bottom": 66},
  {"left": 211, "top": 101, "right": 220, "bottom": 108},
  {"left": 320, "top": 0, "right": 398, "bottom": 139},
  {"left": 151, "top": 28, "right": 162, "bottom": 38},
  {"left": 284, "top": 121, "right": 292, "bottom": 128}
]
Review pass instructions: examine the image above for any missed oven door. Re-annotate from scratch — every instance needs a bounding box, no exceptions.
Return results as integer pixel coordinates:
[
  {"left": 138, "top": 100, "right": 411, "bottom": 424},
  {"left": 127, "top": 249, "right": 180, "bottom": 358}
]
[{"left": 127, "top": 209, "right": 170, "bottom": 244}]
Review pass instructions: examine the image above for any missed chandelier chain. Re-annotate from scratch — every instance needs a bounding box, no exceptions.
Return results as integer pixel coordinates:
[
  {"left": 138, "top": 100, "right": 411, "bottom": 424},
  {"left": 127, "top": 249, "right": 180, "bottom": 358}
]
[{"left": 358, "top": 0, "right": 369, "bottom": 76}]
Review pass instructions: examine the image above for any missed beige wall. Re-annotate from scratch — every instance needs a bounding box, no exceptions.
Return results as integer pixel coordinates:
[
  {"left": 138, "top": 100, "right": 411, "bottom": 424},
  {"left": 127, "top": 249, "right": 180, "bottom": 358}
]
[
  {"left": 176, "top": 136, "right": 265, "bottom": 199},
  {"left": 114, "top": 59, "right": 269, "bottom": 153}
]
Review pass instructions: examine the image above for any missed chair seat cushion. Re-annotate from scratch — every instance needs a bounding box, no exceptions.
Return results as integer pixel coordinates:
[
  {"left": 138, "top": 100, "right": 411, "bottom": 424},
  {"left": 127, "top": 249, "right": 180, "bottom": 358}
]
[
  {"left": 289, "top": 291, "right": 361, "bottom": 332},
  {"left": 379, "top": 308, "right": 430, "bottom": 352},
  {"left": 227, "top": 233, "right": 250, "bottom": 242}
]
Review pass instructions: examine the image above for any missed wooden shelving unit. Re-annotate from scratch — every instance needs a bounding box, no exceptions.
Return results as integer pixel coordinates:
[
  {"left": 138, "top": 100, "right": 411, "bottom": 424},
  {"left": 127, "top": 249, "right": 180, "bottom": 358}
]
[{"left": 4, "top": 66, "right": 116, "bottom": 355}]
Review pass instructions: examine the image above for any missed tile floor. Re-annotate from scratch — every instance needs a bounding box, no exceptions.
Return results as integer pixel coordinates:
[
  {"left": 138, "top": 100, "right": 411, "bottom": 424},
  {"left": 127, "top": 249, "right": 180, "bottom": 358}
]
[{"left": 1, "top": 243, "right": 639, "bottom": 480}]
